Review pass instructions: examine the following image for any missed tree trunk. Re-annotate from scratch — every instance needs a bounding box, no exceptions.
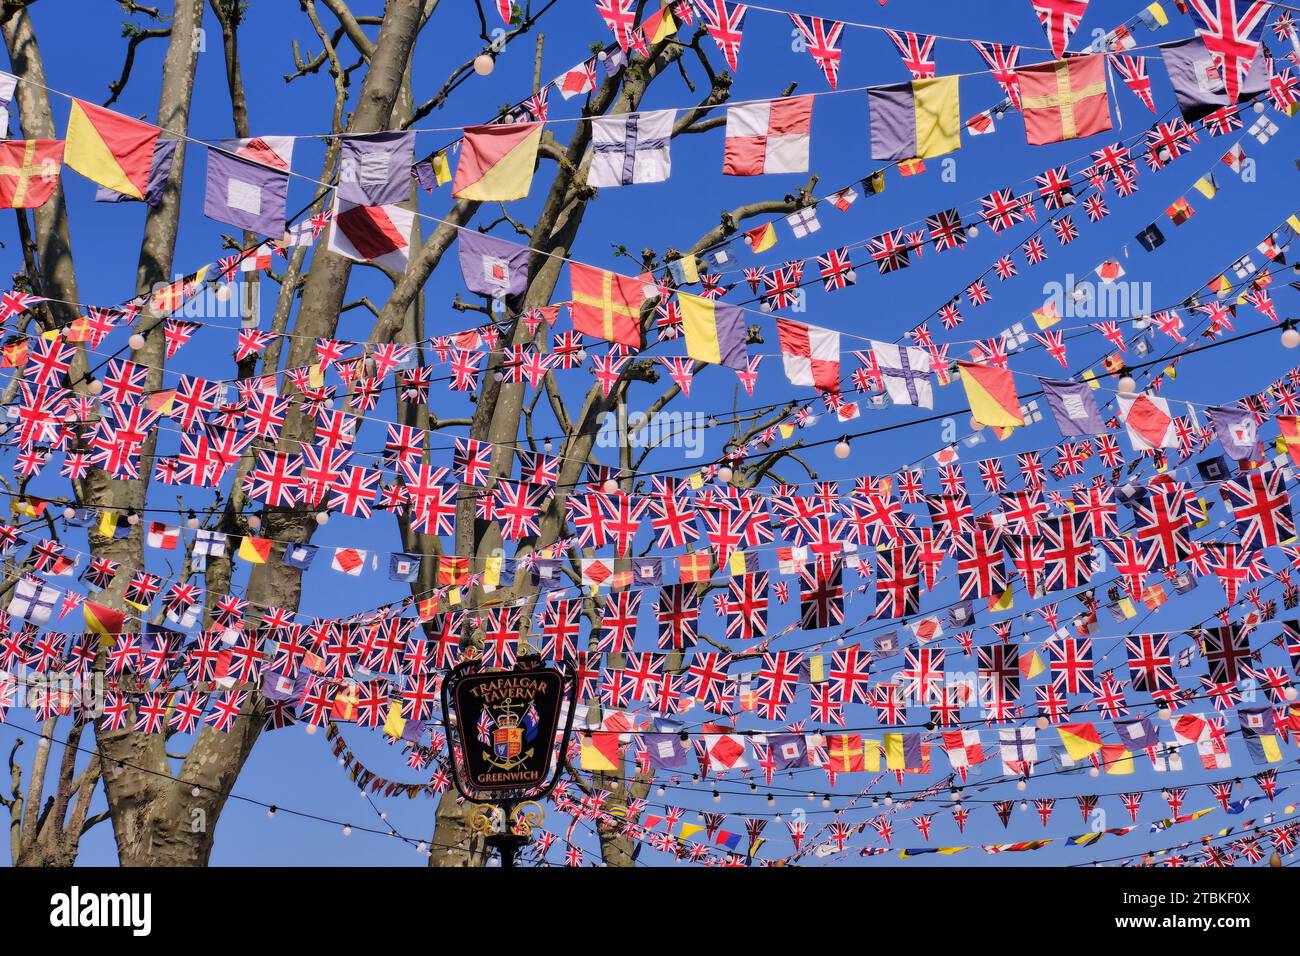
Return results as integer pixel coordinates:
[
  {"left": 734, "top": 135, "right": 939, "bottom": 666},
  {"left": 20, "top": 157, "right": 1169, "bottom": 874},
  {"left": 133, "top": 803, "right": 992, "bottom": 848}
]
[{"left": 110, "top": 0, "right": 426, "bottom": 867}]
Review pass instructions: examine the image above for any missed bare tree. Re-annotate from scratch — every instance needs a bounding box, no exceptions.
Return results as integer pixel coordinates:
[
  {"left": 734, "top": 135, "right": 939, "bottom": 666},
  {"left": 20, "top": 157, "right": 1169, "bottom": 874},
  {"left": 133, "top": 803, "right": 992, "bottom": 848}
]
[{"left": 2, "top": 0, "right": 811, "bottom": 867}]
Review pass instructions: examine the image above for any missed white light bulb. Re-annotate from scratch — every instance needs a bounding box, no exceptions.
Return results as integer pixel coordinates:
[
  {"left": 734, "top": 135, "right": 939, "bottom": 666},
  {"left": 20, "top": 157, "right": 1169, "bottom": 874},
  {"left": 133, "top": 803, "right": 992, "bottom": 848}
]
[{"left": 473, "top": 54, "right": 494, "bottom": 76}]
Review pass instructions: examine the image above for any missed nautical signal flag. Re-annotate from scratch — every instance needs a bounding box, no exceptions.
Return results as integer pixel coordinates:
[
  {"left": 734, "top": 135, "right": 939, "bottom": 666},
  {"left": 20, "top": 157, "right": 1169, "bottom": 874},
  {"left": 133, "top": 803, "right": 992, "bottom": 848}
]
[
  {"left": 1278, "top": 415, "right": 1300, "bottom": 465},
  {"left": 146, "top": 521, "right": 179, "bottom": 550},
  {"left": 0, "top": 140, "right": 64, "bottom": 209},
  {"left": 98, "top": 510, "right": 131, "bottom": 539},
  {"left": 580, "top": 732, "right": 620, "bottom": 771},
  {"left": 328, "top": 198, "right": 414, "bottom": 271},
  {"left": 383, "top": 701, "right": 406, "bottom": 739},
  {"left": 83, "top": 600, "right": 126, "bottom": 645},
  {"left": 1117, "top": 392, "right": 1177, "bottom": 450},
  {"left": 776, "top": 317, "right": 841, "bottom": 391},
  {"left": 451, "top": 122, "right": 543, "bottom": 201},
  {"left": 1166, "top": 197, "right": 1194, "bottom": 224},
  {"left": 1017, "top": 55, "right": 1113, "bottom": 146},
  {"left": 12, "top": 496, "right": 47, "bottom": 519},
  {"left": 436, "top": 555, "right": 468, "bottom": 585},
  {"left": 64, "top": 99, "right": 158, "bottom": 200},
  {"left": 641, "top": 3, "right": 677, "bottom": 44},
  {"left": 679, "top": 292, "right": 748, "bottom": 369},
  {"left": 1100, "top": 744, "right": 1135, "bottom": 774},
  {"left": 332, "top": 547, "right": 367, "bottom": 576},
  {"left": 204, "top": 136, "right": 294, "bottom": 236},
  {"left": 723, "top": 95, "right": 813, "bottom": 176},
  {"left": 958, "top": 361, "right": 1024, "bottom": 429},
  {"left": 744, "top": 221, "right": 777, "bottom": 253},
  {"left": 1, "top": 337, "right": 28, "bottom": 367},
  {"left": 679, "top": 550, "right": 712, "bottom": 583},
  {"left": 389, "top": 552, "right": 421, "bottom": 582},
  {"left": 569, "top": 262, "right": 646, "bottom": 348},
  {"left": 1020, "top": 647, "right": 1046, "bottom": 680},
  {"left": 238, "top": 534, "right": 273, "bottom": 564},
  {"left": 1056, "top": 722, "right": 1104, "bottom": 761},
  {"left": 868, "top": 75, "right": 961, "bottom": 162},
  {"left": 1032, "top": 299, "right": 1062, "bottom": 329},
  {"left": 1135, "top": 222, "right": 1165, "bottom": 251}
]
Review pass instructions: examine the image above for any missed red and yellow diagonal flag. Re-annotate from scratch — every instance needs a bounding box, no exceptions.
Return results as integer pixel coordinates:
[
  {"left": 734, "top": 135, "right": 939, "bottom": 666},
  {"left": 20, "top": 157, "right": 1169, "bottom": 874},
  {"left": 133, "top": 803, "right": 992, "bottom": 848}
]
[
  {"left": 84, "top": 601, "right": 126, "bottom": 646},
  {"left": 65, "top": 99, "right": 157, "bottom": 200}
]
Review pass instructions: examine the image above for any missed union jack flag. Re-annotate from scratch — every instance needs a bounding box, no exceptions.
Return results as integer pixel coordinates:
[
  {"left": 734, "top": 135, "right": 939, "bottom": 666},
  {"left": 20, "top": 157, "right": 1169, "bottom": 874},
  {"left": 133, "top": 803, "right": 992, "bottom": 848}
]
[
  {"left": 926, "top": 208, "right": 966, "bottom": 251},
  {"left": 1186, "top": 0, "right": 1271, "bottom": 103},
  {"left": 790, "top": 14, "right": 844, "bottom": 88},
  {"left": 971, "top": 41, "right": 1022, "bottom": 107},
  {"left": 885, "top": 29, "right": 936, "bottom": 79},
  {"left": 869, "top": 230, "right": 910, "bottom": 274},
  {"left": 696, "top": 0, "right": 747, "bottom": 72},
  {"left": 1113, "top": 54, "right": 1156, "bottom": 112},
  {"left": 817, "top": 247, "right": 855, "bottom": 290},
  {"left": 1031, "top": 0, "right": 1091, "bottom": 59}
]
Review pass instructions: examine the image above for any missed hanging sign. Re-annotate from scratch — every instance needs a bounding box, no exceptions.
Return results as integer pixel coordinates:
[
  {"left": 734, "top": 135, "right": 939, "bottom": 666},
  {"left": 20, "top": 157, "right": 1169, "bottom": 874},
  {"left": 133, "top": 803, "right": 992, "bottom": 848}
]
[{"left": 442, "top": 657, "right": 573, "bottom": 800}]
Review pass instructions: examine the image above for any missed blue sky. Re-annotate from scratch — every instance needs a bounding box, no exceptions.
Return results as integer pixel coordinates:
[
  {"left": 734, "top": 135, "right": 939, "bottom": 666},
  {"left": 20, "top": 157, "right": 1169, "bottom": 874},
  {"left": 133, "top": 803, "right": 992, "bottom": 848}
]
[{"left": 2, "top": 0, "right": 1298, "bottom": 866}]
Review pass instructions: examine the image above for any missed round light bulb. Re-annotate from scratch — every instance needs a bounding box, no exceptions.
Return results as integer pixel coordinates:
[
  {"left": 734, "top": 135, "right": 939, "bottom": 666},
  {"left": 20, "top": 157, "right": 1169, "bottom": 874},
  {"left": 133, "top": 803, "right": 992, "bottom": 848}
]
[
  {"left": 87, "top": 379, "right": 103, "bottom": 396},
  {"left": 1283, "top": 328, "right": 1300, "bottom": 349},
  {"left": 1117, "top": 375, "right": 1137, "bottom": 395},
  {"left": 126, "top": 511, "right": 140, "bottom": 526},
  {"left": 63, "top": 506, "right": 76, "bottom": 520},
  {"left": 315, "top": 511, "right": 329, "bottom": 525},
  {"left": 248, "top": 514, "right": 262, "bottom": 531},
  {"left": 304, "top": 724, "right": 317, "bottom": 735},
  {"left": 342, "top": 825, "right": 352, "bottom": 837},
  {"left": 473, "top": 54, "right": 494, "bottom": 76},
  {"left": 834, "top": 440, "right": 851, "bottom": 459},
  {"left": 128, "top": 333, "right": 145, "bottom": 351},
  {"left": 602, "top": 479, "right": 619, "bottom": 493},
  {"left": 717, "top": 465, "right": 733, "bottom": 483}
]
